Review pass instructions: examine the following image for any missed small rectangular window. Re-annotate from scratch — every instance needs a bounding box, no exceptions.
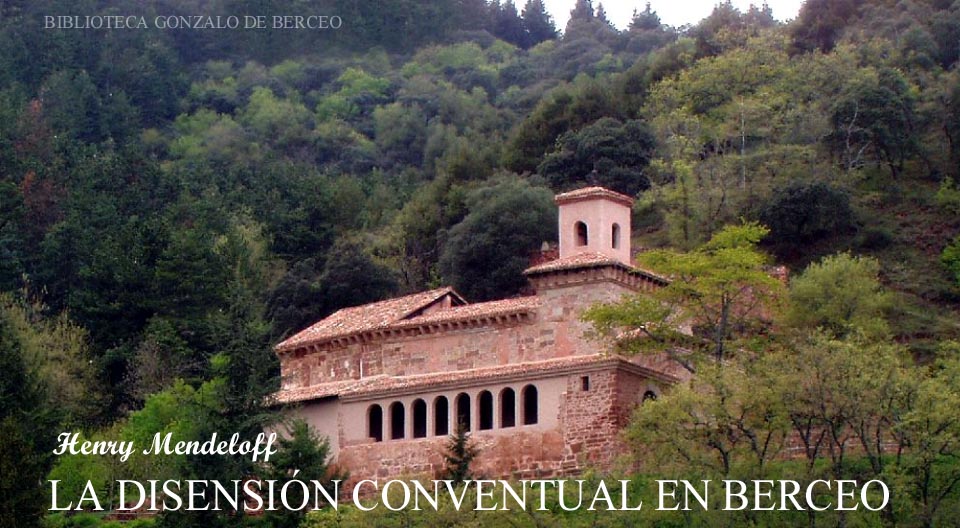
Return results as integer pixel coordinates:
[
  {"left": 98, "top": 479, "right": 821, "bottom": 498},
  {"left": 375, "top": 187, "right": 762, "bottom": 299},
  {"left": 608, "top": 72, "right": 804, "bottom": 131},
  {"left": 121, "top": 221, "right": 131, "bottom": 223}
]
[{"left": 581, "top": 376, "right": 590, "bottom": 391}]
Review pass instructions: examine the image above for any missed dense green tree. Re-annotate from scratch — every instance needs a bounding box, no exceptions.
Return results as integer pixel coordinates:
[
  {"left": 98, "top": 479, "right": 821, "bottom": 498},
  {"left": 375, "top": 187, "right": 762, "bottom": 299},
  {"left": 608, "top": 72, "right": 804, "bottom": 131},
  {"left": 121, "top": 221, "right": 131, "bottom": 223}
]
[
  {"left": 787, "top": 253, "right": 892, "bottom": 340},
  {"left": 439, "top": 177, "right": 556, "bottom": 301},
  {"left": 504, "top": 80, "right": 625, "bottom": 172},
  {"left": 937, "top": 177, "right": 960, "bottom": 214},
  {"left": 625, "top": 3, "right": 676, "bottom": 54},
  {"left": 945, "top": 71, "right": 960, "bottom": 172},
  {"left": 128, "top": 317, "right": 200, "bottom": 402},
  {"left": 152, "top": 236, "right": 279, "bottom": 526},
  {"left": 442, "top": 425, "right": 480, "bottom": 484},
  {"left": 0, "top": 180, "right": 23, "bottom": 291},
  {"left": 690, "top": 0, "right": 777, "bottom": 57},
  {"left": 39, "top": 70, "right": 105, "bottom": 144},
  {"left": 1, "top": 294, "right": 102, "bottom": 427},
  {"left": 240, "top": 86, "right": 313, "bottom": 152},
  {"left": 317, "top": 236, "right": 400, "bottom": 317},
  {"left": 893, "top": 345, "right": 960, "bottom": 527},
  {"left": 759, "top": 181, "right": 854, "bottom": 258},
  {"left": 521, "top": 0, "right": 558, "bottom": 47},
  {"left": 586, "top": 223, "right": 783, "bottom": 365},
  {"left": 537, "top": 117, "right": 655, "bottom": 195},
  {"left": 930, "top": 5, "right": 960, "bottom": 68},
  {"left": 827, "top": 67, "right": 918, "bottom": 177},
  {"left": 268, "top": 258, "right": 325, "bottom": 337},
  {"left": 568, "top": 0, "right": 595, "bottom": 26},
  {"left": 267, "top": 233, "right": 399, "bottom": 335},
  {"left": 789, "top": 0, "right": 864, "bottom": 54},
  {"left": 595, "top": 3, "right": 609, "bottom": 23},
  {"left": 493, "top": 0, "right": 526, "bottom": 47},
  {"left": 0, "top": 306, "right": 61, "bottom": 528},
  {"left": 263, "top": 420, "right": 342, "bottom": 528},
  {"left": 95, "top": 35, "right": 186, "bottom": 126},
  {"left": 943, "top": 235, "right": 960, "bottom": 286},
  {"left": 391, "top": 176, "right": 469, "bottom": 290},
  {"left": 456, "top": 0, "right": 494, "bottom": 31},
  {"left": 373, "top": 102, "right": 427, "bottom": 167},
  {"left": 625, "top": 360, "right": 785, "bottom": 479},
  {"left": 630, "top": 2, "right": 660, "bottom": 31}
]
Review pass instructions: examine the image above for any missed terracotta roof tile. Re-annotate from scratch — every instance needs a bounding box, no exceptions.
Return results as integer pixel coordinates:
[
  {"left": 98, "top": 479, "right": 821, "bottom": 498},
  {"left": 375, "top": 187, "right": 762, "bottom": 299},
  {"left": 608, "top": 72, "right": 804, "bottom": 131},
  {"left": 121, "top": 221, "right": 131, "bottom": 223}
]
[
  {"left": 275, "top": 289, "right": 542, "bottom": 353},
  {"left": 554, "top": 186, "right": 634, "bottom": 206},
  {"left": 276, "top": 287, "right": 464, "bottom": 352},
  {"left": 523, "top": 252, "right": 669, "bottom": 284},
  {"left": 393, "top": 296, "right": 540, "bottom": 328},
  {"left": 271, "top": 378, "right": 382, "bottom": 402},
  {"left": 523, "top": 252, "right": 624, "bottom": 274}
]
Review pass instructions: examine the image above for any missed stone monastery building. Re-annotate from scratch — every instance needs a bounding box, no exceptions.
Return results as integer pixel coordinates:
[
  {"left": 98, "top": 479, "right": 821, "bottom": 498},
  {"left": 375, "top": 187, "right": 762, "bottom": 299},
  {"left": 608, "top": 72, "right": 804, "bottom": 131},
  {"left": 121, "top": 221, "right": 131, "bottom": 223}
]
[{"left": 272, "top": 187, "right": 688, "bottom": 482}]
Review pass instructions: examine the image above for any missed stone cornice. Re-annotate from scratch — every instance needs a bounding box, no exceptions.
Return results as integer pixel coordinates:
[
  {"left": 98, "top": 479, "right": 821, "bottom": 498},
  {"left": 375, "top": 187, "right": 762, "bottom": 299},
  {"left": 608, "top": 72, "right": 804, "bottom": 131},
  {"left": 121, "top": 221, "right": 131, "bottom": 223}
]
[{"left": 332, "top": 356, "right": 679, "bottom": 403}]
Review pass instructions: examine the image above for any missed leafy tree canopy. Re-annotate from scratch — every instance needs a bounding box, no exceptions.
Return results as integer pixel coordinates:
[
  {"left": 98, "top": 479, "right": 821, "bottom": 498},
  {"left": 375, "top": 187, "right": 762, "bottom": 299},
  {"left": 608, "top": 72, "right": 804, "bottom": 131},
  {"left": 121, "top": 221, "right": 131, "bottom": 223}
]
[
  {"left": 439, "top": 176, "right": 556, "bottom": 301},
  {"left": 787, "top": 252, "right": 892, "bottom": 340},
  {"left": 538, "top": 117, "right": 655, "bottom": 195},
  {"left": 586, "top": 222, "right": 783, "bottom": 367}
]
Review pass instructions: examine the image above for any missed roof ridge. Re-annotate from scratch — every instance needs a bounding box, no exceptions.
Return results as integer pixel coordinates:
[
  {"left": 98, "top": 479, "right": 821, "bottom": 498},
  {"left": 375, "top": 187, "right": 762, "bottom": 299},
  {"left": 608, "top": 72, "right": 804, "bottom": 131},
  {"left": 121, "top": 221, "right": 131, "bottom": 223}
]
[
  {"left": 395, "top": 286, "right": 463, "bottom": 320},
  {"left": 275, "top": 286, "right": 466, "bottom": 352}
]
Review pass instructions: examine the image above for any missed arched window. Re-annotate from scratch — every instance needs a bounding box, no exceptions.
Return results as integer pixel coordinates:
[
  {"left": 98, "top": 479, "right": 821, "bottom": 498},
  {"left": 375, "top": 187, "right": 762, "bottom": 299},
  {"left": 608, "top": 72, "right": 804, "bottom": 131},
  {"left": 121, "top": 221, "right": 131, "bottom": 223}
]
[
  {"left": 612, "top": 223, "right": 621, "bottom": 249},
  {"left": 455, "top": 392, "right": 471, "bottom": 432},
  {"left": 643, "top": 390, "right": 657, "bottom": 403},
  {"left": 478, "top": 391, "right": 494, "bottom": 430},
  {"left": 522, "top": 385, "right": 539, "bottom": 425},
  {"left": 499, "top": 388, "right": 516, "bottom": 428},
  {"left": 368, "top": 404, "right": 383, "bottom": 442},
  {"left": 413, "top": 399, "right": 427, "bottom": 438},
  {"left": 434, "top": 396, "right": 449, "bottom": 436},
  {"left": 389, "top": 401, "right": 405, "bottom": 440},
  {"left": 575, "top": 221, "right": 588, "bottom": 246}
]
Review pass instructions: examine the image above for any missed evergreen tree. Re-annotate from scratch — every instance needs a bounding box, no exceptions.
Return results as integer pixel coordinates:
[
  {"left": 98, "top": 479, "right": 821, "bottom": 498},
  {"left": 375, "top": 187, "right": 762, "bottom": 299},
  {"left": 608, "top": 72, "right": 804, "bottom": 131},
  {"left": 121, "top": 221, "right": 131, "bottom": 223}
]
[
  {"left": 521, "top": 0, "right": 558, "bottom": 47},
  {"left": 442, "top": 424, "right": 479, "bottom": 484},
  {"left": 569, "top": 0, "right": 595, "bottom": 23},
  {"left": 493, "top": 0, "right": 526, "bottom": 47},
  {"left": 457, "top": 0, "right": 494, "bottom": 31},
  {"left": 630, "top": 2, "right": 661, "bottom": 31},
  {"left": 596, "top": 2, "right": 610, "bottom": 25},
  {"left": 625, "top": 2, "right": 674, "bottom": 53},
  {"left": 0, "top": 307, "right": 61, "bottom": 528},
  {"left": 264, "top": 420, "right": 343, "bottom": 528}
]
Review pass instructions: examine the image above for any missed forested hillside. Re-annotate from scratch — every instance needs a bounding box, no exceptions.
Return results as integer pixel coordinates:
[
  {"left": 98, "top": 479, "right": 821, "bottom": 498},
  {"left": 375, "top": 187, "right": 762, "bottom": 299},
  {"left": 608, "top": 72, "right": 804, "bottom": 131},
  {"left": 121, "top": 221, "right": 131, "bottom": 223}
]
[{"left": 1, "top": 0, "right": 960, "bottom": 526}]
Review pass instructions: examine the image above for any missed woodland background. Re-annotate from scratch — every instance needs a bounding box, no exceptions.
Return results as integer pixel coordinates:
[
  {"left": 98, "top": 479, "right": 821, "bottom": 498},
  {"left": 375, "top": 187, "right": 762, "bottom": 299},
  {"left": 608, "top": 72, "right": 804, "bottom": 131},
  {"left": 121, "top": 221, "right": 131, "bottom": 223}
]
[{"left": 1, "top": 0, "right": 960, "bottom": 526}]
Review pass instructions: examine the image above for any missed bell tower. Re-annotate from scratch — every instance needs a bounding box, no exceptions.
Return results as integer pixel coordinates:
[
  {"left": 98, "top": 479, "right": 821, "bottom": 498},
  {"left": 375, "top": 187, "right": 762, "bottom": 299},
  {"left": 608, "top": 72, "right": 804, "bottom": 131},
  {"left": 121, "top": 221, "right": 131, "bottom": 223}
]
[{"left": 555, "top": 187, "right": 633, "bottom": 265}]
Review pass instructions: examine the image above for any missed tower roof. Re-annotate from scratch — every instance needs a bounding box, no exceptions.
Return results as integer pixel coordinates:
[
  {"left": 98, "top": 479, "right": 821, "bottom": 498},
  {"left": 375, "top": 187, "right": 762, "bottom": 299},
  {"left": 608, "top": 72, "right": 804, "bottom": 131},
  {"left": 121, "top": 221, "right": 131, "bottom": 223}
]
[{"left": 554, "top": 186, "right": 633, "bottom": 207}]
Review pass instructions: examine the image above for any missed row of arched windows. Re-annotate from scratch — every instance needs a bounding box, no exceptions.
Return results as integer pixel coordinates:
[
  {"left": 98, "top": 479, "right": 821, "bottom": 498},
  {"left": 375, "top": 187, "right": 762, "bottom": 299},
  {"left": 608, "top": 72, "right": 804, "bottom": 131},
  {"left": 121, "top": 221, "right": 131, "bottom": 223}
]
[
  {"left": 367, "top": 385, "right": 539, "bottom": 442},
  {"left": 574, "top": 221, "right": 620, "bottom": 249}
]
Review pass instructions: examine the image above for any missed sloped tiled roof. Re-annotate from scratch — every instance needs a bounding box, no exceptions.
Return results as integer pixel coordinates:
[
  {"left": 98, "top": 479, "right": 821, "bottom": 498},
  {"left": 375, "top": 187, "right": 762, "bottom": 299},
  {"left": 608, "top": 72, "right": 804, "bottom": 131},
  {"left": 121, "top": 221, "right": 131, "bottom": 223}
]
[
  {"left": 275, "top": 287, "right": 465, "bottom": 352},
  {"left": 554, "top": 186, "right": 634, "bottom": 206},
  {"left": 523, "top": 251, "right": 623, "bottom": 274},
  {"left": 524, "top": 252, "right": 669, "bottom": 284},
  {"left": 393, "top": 296, "right": 540, "bottom": 329},
  {"left": 275, "top": 289, "right": 542, "bottom": 353}
]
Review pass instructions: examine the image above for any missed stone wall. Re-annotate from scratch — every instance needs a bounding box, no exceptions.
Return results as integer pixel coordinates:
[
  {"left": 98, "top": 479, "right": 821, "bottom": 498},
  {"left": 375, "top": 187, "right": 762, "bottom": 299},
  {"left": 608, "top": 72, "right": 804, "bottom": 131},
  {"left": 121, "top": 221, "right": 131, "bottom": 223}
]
[
  {"left": 280, "top": 276, "right": 638, "bottom": 391},
  {"left": 558, "top": 369, "right": 620, "bottom": 470},
  {"left": 318, "top": 365, "right": 664, "bottom": 489}
]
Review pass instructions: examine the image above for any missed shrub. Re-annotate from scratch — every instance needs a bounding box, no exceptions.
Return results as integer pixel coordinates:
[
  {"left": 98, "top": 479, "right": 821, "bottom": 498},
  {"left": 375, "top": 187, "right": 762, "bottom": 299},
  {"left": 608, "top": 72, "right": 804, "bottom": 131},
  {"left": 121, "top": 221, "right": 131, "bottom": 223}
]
[
  {"left": 760, "top": 181, "right": 854, "bottom": 255},
  {"left": 943, "top": 236, "right": 960, "bottom": 286}
]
